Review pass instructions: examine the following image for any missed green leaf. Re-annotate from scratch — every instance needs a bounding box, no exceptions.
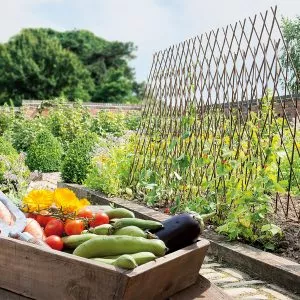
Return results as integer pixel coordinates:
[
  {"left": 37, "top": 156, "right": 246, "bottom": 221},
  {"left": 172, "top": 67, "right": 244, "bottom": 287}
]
[
  {"left": 176, "top": 154, "right": 190, "bottom": 169},
  {"left": 168, "top": 139, "right": 177, "bottom": 153},
  {"left": 274, "top": 183, "right": 286, "bottom": 193},
  {"left": 173, "top": 171, "right": 182, "bottom": 181},
  {"left": 261, "top": 224, "right": 282, "bottom": 236},
  {"left": 145, "top": 183, "right": 157, "bottom": 190},
  {"left": 182, "top": 131, "right": 190, "bottom": 139},
  {"left": 264, "top": 242, "right": 275, "bottom": 251},
  {"left": 222, "top": 150, "right": 234, "bottom": 158}
]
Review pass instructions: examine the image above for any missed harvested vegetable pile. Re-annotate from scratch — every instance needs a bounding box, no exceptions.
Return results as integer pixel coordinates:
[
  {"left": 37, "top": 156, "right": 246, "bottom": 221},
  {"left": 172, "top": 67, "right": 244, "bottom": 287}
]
[{"left": 0, "top": 188, "right": 211, "bottom": 270}]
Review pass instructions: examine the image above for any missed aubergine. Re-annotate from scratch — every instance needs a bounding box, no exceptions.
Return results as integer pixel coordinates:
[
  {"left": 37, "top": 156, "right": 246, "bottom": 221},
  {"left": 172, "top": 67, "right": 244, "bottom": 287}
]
[{"left": 150, "top": 213, "right": 201, "bottom": 253}]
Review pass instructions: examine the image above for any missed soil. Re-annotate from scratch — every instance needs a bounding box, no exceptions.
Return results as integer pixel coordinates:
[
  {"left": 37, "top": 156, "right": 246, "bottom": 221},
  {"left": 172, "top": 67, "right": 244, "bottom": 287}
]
[
  {"left": 271, "top": 196, "right": 300, "bottom": 264},
  {"left": 273, "top": 218, "right": 300, "bottom": 264}
]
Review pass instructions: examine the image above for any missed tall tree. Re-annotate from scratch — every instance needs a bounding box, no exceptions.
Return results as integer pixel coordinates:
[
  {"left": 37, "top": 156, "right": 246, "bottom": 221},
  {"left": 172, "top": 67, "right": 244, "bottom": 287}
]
[
  {"left": 92, "top": 68, "right": 133, "bottom": 103},
  {"left": 0, "top": 29, "right": 94, "bottom": 105},
  {"left": 38, "top": 29, "right": 140, "bottom": 102},
  {"left": 281, "top": 17, "right": 300, "bottom": 93}
]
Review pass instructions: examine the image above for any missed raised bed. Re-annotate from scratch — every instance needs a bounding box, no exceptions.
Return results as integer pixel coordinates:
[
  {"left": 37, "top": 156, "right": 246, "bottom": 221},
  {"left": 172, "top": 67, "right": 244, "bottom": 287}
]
[{"left": 0, "top": 203, "right": 210, "bottom": 299}]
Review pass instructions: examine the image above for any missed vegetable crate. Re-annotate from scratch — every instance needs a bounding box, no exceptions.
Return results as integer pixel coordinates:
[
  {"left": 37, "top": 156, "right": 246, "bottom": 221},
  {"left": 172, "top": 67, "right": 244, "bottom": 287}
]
[{"left": 0, "top": 223, "right": 209, "bottom": 300}]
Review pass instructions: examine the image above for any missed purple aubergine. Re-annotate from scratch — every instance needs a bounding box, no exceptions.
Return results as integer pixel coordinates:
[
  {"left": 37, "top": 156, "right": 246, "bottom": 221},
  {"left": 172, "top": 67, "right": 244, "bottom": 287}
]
[{"left": 150, "top": 213, "right": 201, "bottom": 253}]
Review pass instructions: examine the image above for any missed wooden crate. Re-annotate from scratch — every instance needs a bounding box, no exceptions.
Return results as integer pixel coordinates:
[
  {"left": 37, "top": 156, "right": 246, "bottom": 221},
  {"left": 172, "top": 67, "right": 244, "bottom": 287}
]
[{"left": 0, "top": 236, "right": 209, "bottom": 300}]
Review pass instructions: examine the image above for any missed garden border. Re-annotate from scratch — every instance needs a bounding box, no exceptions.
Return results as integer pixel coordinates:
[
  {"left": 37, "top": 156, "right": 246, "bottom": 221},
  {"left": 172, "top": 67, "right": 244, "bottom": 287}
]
[{"left": 58, "top": 183, "right": 300, "bottom": 295}]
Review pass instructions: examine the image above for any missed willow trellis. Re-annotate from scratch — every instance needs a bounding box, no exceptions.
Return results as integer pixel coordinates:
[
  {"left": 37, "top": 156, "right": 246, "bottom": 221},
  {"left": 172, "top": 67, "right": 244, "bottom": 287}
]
[{"left": 130, "top": 6, "right": 300, "bottom": 221}]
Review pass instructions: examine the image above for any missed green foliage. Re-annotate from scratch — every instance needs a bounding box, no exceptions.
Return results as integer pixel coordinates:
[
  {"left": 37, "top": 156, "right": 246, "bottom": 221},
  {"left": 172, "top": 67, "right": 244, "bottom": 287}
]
[
  {"left": 0, "top": 152, "right": 30, "bottom": 200},
  {"left": 128, "top": 94, "right": 297, "bottom": 249},
  {"left": 10, "top": 115, "right": 46, "bottom": 152},
  {"left": 0, "top": 136, "right": 18, "bottom": 156},
  {"left": 26, "top": 130, "right": 63, "bottom": 172},
  {"left": 0, "top": 28, "right": 142, "bottom": 104},
  {"left": 0, "top": 104, "right": 15, "bottom": 135},
  {"left": 124, "top": 111, "right": 141, "bottom": 131},
  {"left": 53, "top": 30, "right": 141, "bottom": 103},
  {"left": 85, "top": 136, "right": 136, "bottom": 195},
  {"left": 0, "top": 29, "right": 94, "bottom": 105},
  {"left": 92, "top": 68, "right": 133, "bottom": 103},
  {"left": 91, "top": 111, "right": 125, "bottom": 137},
  {"left": 61, "top": 133, "right": 98, "bottom": 184},
  {"left": 54, "top": 30, "right": 136, "bottom": 88},
  {"left": 44, "top": 99, "right": 93, "bottom": 149},
  {"left": 281, "top": 17, "right": 300, "bottom": 92}
]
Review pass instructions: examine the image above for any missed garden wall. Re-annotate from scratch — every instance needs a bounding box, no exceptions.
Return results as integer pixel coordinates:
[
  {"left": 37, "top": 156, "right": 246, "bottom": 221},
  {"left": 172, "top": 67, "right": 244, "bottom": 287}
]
[{"left": 19, "top": 100, "right": 141, "bottom": 118}]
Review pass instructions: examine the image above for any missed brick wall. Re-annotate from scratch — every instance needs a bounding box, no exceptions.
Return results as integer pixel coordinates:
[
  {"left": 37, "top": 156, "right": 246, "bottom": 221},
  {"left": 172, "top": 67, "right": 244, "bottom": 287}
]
[
  {"left": 19, "top": 100, "right": 141, "bottom": 118},
  {"left": 6, "top": 98, "right": 299, "bottom": 122}
]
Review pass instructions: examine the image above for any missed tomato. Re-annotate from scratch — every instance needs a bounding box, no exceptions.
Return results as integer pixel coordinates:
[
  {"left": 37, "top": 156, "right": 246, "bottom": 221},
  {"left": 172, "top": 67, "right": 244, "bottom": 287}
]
[
  {"left": 77, "top": 207, "right": 93, "bottom": 219},
  {"left": 45, "top": 235, "right": 63, "bottom": 251},
  {"left": 36, "top": 211, "right": 55, "bottom": 227},
  {"left": 89, "top": 211, "right": 109, "bottom": 228},
  {"left": 26, "top": 213, "right": 37, "bottom": 219},
  {"left": 64, "top": 220, "right": 85, "bottom": 235},
  {"left": 164, "top": 208, "right": 170, "bottom": 214},
  {"left": 44, "top": 219, "right": 64, "bottom": 237}
]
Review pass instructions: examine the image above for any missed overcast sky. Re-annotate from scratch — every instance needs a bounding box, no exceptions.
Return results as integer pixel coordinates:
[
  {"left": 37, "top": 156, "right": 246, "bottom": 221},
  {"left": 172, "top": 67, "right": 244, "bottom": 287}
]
[{"left": 0, "top": 0, "right": 299, "bottom": 82}]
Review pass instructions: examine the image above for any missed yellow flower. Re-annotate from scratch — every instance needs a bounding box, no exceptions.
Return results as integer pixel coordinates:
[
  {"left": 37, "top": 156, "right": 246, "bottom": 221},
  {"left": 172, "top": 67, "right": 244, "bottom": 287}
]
[
  {"left": 23, "top": 189, "right": 54, "bottom": 212},
  {"left": 53, "top": 188, "right": 78, "bottom": 212},
  {"left": 97, "top": 154, "right": 109, "bottom": 163},
  {"left": 75, "top": 198, "right": 91, "bottom": 212},
  {"left": 79, "top": 198, "right": 90, "bottom": 207},
  {"left": 53, "top": 188, "right": 90, "bottom": 213}
]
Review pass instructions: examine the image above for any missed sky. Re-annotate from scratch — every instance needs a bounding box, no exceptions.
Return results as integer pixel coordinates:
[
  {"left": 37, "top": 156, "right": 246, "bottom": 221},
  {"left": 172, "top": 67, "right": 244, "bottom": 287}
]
[{"left": 0, "top": 0, "right": 300, "bottom": 82}]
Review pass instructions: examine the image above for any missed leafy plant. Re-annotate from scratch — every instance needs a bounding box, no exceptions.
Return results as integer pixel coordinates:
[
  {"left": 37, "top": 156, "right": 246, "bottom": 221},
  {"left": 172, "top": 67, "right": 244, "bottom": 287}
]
[
  {"left": 129, "top": 93, "right": 297, "bottom": 249},
  {"left": 44, "top": 99, "right": 93, "bottom": 149},
  {"left": 0, "top": 104, "right": 15, "bottom": 135},
  {"left": 26, "top": 129, "right": 63, "bottom": 172},
  {"left": 10, "top": 114, "right": 46, "bottom": 152},
  {"left": 91, "top": 111, "right": 125, "bottom": 137},
  {"left": 61, "top": 133, "right": 98, "bottom": 184},
  {"left": 0, "top": 152, "right": 30, "bottom": 201},
  {"left": 281, "top": 16, "right": 300, "bottom": 92},
  {"left": 124, "top": 111, "right": 141, "bottom": 131},
  {"left": 0, "top": 136, "right": 18, "bottom": 157},
  {"left": 85, "top": 135, "right": 136, "bottom": 196}
]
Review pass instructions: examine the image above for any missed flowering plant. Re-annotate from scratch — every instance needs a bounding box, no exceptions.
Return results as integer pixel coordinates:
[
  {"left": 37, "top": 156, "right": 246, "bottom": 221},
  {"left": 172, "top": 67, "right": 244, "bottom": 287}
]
[{"left": 22, "top": 188, "right": 90, "bottom": 214}]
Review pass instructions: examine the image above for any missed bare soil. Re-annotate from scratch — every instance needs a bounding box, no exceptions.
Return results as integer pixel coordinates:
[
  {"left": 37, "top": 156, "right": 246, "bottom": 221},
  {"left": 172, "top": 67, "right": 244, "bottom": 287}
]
[
  {"left": 273, "top": 217, "right": 300, "bottom": 264},
  {"left": 271, "top": 196, "right": 300, "bottom": 263}
]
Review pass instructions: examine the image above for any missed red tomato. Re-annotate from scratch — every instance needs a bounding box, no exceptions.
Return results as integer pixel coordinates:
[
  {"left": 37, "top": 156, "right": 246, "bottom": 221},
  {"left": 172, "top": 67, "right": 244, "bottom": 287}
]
[
  {"left": 164, "top": 208, "right": 170, "bottom": 214},
  {"left": 44, "top": 219, "right": 64, "bottom": 237},
  {"left": 45, "top": 235, "right": 63, "bottom": 251},
  {"left": 36, "top": 212, "right": 55, "bottom": 227},
  {"left": 89, "top": 212, "right": 109, "bottom": 228},
  {"left": 64, "top": 220, "right": 85, "bottom": 235},
  {"left": 77, "top": 207, "right": 93, "bottom": 219},
  {"left": 26, "top": 213, "right": 37, "bottom": 219}
]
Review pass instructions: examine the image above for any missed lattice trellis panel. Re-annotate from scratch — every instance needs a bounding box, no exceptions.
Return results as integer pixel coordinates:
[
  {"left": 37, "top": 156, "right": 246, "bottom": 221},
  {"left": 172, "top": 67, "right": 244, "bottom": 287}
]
[{"left": 131, "top": 6, "right": 300, "bottom": 221}]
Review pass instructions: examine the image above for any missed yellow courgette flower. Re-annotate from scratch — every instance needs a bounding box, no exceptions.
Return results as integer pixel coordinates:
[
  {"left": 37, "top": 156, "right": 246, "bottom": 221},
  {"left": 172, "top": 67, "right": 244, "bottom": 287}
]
[
  {"left": 23, "top": 189, "right": 54, "bottom": 212},
  {"left": 22, "top": 188, "right": 90, "bottom": 214},
  {"left": 53, "top": 188, "right": 90, "bottom": 213}
]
